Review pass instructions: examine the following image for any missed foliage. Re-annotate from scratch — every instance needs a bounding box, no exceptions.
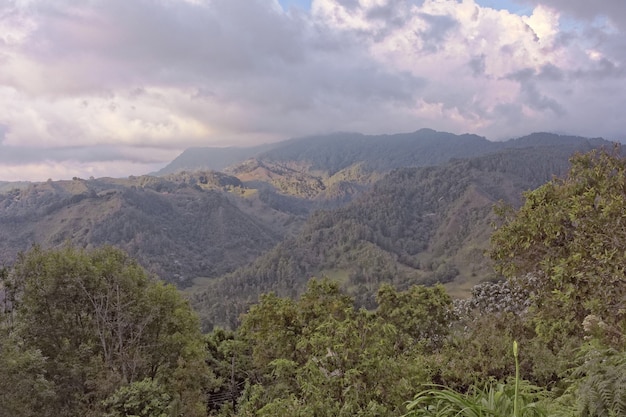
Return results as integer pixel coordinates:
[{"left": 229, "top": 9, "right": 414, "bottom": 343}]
[
  {"left": 204, "top": 328, "right": 250, "bottom": 414},
  {"left": 447, "top": 277, "right": 563, "bottom": 389},
  {"left": 233, "top": 279, "right": 448, "bottom": 415},
  {"left": 568, "top": 345, "right": 626, "bottom": 417},
  {"left": 0, "top": 332, "right": 56, "bottom": 417},
  {"left": 376, "top": 283, "right": 455, "bottom": 353},
  {"left": 404, "top": 382, "right": 547, "bottom": 417},
  {"left": 194, "top": 145, "right": 582, "bottom": 329},
  {"left": 0, "top": 176, "right": 281, "bottom": 286},
  {"left": 1, "top": 245, "right": 208, "bottom": 417},
  {"left": 406, "top": 341, "right": 548, "bottom": 417},
  {"left": 102, "top": 378, "right": 172, "bottom": 417},
  {"left": 490, "top": 147, "right": 626, "bottom": 343}
]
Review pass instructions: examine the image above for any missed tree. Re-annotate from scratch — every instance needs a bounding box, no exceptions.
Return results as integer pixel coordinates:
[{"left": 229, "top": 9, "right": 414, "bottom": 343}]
[
  {"left": 0, "top": 331, "right": 55, "bottom": 417},
  {"left": 490, "top": 147, "right": 626, "bottom": 344},
  {"left": 236, "top": 279, "right": 434, "bottom": 416},
  {"left": 376, "top": 283, "right": 455, "bottom": 353},
  {"left": 2, "top": 245, "right": 208, "bottom": 417},
  {"left": 101, "top": 378, "right": 172, "bottom": 417}
]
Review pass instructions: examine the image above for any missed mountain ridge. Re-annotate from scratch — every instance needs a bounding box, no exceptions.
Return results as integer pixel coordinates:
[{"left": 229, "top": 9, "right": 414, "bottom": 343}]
[{"left": 0, "top": 129, "right": 620, "bottom": 330}]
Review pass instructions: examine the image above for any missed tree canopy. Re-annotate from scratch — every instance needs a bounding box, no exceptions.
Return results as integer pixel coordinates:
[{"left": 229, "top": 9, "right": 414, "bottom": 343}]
[
  {"left": 1, "top": 245, "right": 209, "bottom": 417},
  {"left": 490, "top": 147, "right": 626, "bottom": 344}
]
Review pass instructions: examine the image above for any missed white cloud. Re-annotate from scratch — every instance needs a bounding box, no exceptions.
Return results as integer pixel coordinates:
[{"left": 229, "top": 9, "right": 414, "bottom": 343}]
[{"left": 0, "top": 0, "right": 625, "bottom": 181}]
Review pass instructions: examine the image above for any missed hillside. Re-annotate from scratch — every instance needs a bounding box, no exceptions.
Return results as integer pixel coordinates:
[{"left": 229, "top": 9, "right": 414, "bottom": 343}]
[
  {"left": 4, "top": 149, "right": 626, "bottom": 417},
  {"left": 191, "top": 144, "right": 606, "bottom": 329},
  {"left": 153, "top": 143, "right": 277, "bottom": 175},
  {"left": 0, "top": 172, "right": 285, "bottom": 284},
  {"left": 162, "top": 130, "right": 605, "bottom": 177}
]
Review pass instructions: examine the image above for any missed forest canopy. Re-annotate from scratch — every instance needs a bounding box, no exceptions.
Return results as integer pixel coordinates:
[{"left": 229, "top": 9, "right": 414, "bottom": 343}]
[{"left": 0, "top": 245, "right": 208, "bottom": 417}]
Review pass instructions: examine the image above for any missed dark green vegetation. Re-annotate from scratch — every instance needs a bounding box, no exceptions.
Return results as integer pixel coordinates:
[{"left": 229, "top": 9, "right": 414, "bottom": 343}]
[
  {"left": 1, "top": 147, "right": 626, "bottom": 416},
  {"left": 0, "top": 130, "right": 606, "bottom": 286}
]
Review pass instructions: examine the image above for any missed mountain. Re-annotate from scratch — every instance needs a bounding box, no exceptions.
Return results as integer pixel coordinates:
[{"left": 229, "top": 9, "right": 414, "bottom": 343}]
[
  {"left": 157, "top": 130, "right": 608, "bottom": 212},
  {"left": 154, "top": 143, "right": 277, "bottom": 175},
  {"left": 160, "top": 130, "right": 606, "bottom": 177},
  {"left": 0, "top": 129, "right": 618, "bottom": 329},
  {"left": 250, "top": 129, "right": 495, "bottom": 173},
  {"left": 190, "top": 141, "right": 617, "bottom": 330}
]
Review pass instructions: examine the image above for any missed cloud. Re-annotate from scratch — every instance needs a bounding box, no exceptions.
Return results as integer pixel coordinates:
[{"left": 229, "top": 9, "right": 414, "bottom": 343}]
[
  {"left": 517, "top": 0, "right": 626, "bottom": 28},
  {"left": 1, "top": 0, "right": 626, "bottom": 181}
]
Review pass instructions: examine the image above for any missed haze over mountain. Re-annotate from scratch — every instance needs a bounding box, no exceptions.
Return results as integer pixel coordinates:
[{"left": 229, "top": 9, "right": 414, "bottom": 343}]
[{"left": 159, "top": 129, "right": 606, "bottom": 175}]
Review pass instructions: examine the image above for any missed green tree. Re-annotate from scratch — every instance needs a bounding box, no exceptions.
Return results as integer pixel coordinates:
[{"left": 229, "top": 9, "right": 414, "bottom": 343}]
[
  {"left": 204, "top": 328, "right": 250, "bottom": 415},
  {"left": 237, "top": 279, "right": 434, "bottom": 416},
  {"left": 376, "top": 283, "right": 455, "bottom": 353},
  {"left": 0, "top": 332, "right": 55, "bottom": 417},
  {"left": 490, "top": 147, "right": 626, "bottom": 344},
  {"left": 102, "top": 378, "right": 172, "bottom": 417},
  {"left": 2, "top": 245, "right": 208, "bottom": 417}
]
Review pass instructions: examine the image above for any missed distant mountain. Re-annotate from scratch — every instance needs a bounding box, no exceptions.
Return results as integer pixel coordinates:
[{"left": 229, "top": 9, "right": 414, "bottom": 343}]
[
  {"left": 154, "top": 143, "right": 277, "bottom": 175},
  {"left": 504, "top": 132, "right": 607, "bottom": 148},
  {"left": 160, "top": 130, "right": 608, "bottom": 178},
  {"left": 157, "top": 130, "right": 610, "bottom": 213},
  {"left": 160, "top": 129, "right": 496, "bottom": 177},
  {"left": 251, "top": 129, "right": 495, "bottom": 173}
]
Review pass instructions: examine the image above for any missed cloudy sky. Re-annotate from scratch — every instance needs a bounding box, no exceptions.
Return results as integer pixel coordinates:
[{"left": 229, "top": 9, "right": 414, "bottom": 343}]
[{"left": 1, "top": 0, "right": 625, "bottom": 181}]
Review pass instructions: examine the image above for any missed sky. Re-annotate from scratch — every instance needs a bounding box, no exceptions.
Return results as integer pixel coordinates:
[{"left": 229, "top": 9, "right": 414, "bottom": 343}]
[{"left": 1, "top": 0, "right": 626, "bottom": 181}]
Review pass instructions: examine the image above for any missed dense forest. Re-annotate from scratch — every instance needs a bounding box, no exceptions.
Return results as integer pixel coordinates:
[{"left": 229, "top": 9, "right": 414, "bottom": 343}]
[
  {"left": 1, "top": 148, "right": 625, "bottom": 416},
  {"left": 190, "top": 146, "right": 598, "bottom": 329}
]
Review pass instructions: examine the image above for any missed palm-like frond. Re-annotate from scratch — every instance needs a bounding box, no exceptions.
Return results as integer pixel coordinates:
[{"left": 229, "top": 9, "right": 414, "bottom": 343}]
[{"left": 404, "top": 383, "right": 547, "bottom": 417}]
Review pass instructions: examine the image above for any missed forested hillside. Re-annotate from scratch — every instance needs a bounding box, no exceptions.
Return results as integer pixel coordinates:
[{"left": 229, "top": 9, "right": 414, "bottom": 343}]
[
  {"left": 162, "top": 130, "right": 607, "bottom": 181},
  {"left": 0, "top": 172, "right": 283, "bottom": 284},
  {"left": 4, "top": 146, "right": 626, "bottom": 416},
  {"left": 154, "top": 143, "right": 277, "bottom": 175},
  {"left": 0, "top": 130, "right": 615, "bottom": 330},
  {"left": 160, "top": 130, "right": 609, "bottom": 216},
  {"left": 191, "top": 145, "right": 599, "bottom": 329}
]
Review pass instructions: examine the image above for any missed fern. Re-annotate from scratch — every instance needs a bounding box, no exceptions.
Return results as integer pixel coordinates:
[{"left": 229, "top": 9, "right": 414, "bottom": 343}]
[{"left": 574, "top": 348, "right": 626, "bottom": 417}]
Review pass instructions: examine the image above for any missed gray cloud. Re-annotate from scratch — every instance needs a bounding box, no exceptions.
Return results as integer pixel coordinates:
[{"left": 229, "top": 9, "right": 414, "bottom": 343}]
[
  {"left": 1, "top": 0, "right": 626, "bottom": 180},
  {"left": 506, "top": 68, "right": 565, "bottom": 116},
  {"left": 17, "top": 0, "right": 307, "bottom": 93},
  {"left": 468, "top": 54, "right": 487, "bottom": 77},
  {"left": 0, "top": 144, "right": 168, "bottom": 165},
  {"left": 417, "top": 13, "right": 459, "bottom": 53},
  {"left": 517, "top": 0, "right": 626, "bottom": 27}
]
